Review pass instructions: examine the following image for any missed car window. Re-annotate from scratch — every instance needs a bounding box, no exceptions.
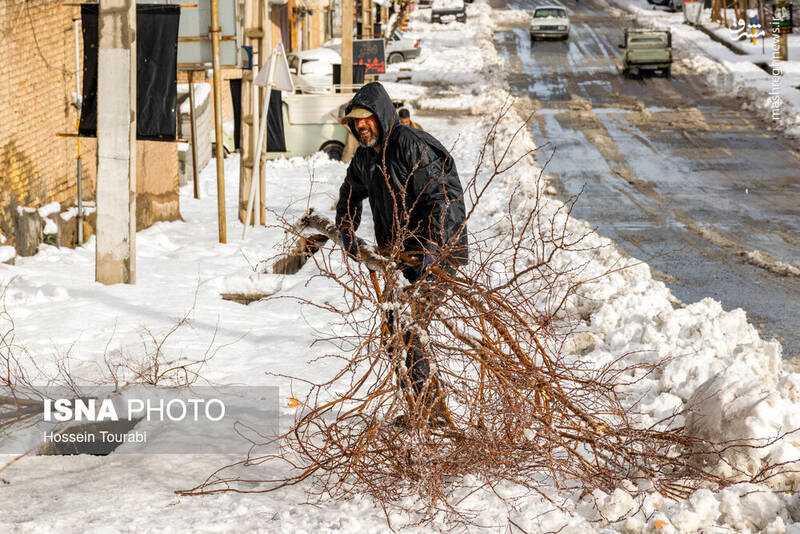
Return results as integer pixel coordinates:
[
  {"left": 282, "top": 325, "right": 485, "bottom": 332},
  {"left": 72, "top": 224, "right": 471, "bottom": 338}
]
[
  {"left": 534, "top": 8, "right": 565, "bottom": 17},
  {"left": 629, "top": 36, "right": 666, "bottom": 44},
  {"left": 301, "top": 59, "right": 332, "bottom": 76},
  {"left": 288, "top": 55, "right": 299, "bottom": 72}
]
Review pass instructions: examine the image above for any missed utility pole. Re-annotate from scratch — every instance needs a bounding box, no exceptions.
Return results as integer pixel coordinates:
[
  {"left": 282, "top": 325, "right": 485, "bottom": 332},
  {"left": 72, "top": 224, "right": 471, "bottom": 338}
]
[
  {"left": 95, "top": 0, "right": 136, "bottom": 284},
  {"left": 342, "top": 0, "right": 354, "bottom": 90},
  {"left": 210, "top": 0, "right": 227, "bottom": 243}
]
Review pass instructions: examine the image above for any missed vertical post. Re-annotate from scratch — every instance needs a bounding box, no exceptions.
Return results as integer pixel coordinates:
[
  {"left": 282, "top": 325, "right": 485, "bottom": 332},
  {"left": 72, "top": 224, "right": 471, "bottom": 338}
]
[
  {"left": 73, "top": 18, "right": 84, "bottom": 245},
  {"left": 210, "top": 0, "right": 227, "bottom": 243},
  {"left": 242, "top": 52, "right": 276, "bottom": 240},
  {"left": 342, "top": 0, "right": 354, "bottom": 91},
  {"left": 260, "top": 0, "right": 270, "bottom": 225},
  {"left": 251, "top": 64, "right": 260, "bottom": 226},
  {"left": 95, "top": 0, "right": 136, "bottom": 284},
  {"left": 188, "top": 70, "right": 201, "bottom": 199},
  {"left": 362, "top": 0, "right": 373, "bottom": 38},
  {"left": 238, "top": 0, "right": 255, "bottom": 223},
  {"left": 380, "top": 5, "right": 388, "bottom": 37}
]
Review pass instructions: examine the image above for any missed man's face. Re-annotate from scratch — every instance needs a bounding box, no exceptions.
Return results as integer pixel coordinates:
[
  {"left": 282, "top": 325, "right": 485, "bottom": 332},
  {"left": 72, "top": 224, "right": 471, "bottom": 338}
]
[
  {"left": 399, "top": 117, "right": 411, "bottom": 126},
  {"left": 353, "top": 115, "right": 380, "bottom": 148}
]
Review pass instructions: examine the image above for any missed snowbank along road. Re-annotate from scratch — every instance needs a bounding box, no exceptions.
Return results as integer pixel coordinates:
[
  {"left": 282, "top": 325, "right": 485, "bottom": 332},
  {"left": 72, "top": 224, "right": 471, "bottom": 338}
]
[{"left": 494, "top": 0, "right": 800, "bottom": 358}]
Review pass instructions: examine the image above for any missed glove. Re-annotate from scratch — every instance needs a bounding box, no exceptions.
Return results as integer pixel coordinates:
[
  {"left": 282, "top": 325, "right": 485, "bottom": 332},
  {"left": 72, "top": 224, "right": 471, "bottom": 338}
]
[
  {"left": 420, "top": 244, "right": 439, "bottom": 277},
  {"left": 340, "top": 230, "right": 365, "bottom": 259},
  {"left": 422, "top": 253, "right": 435, "bottom": 270}
]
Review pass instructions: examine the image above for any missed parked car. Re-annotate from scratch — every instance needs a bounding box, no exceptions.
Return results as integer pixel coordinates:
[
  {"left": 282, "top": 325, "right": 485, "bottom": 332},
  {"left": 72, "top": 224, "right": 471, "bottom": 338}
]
[
  {"left": 286, "top": 47, "right": 341, "bottom": 93},
  {"left": 646, "top": 0, "right": 684, "bottom": 12},
  {"left": 322, "top": 31, "right": 421, "bottom": 64},
  {"left": 431, "top": 0, "right": 466, "bottom": 23},
  {"left": 619, "top": 29, "right": 673, "bottom": 78},
  {"left": 529, "top": 6, "right": 570, "bottom": 40},
  {"left": 267, "top": 92, "right": 353, "bottom": 160},
  {"left": 386, "top": 31, "right": 421, "bottom": 63}
]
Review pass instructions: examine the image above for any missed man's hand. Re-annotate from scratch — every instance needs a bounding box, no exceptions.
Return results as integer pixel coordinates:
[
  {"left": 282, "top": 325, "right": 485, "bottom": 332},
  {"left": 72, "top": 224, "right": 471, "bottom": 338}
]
[
  {"left": 340, "top": 230, "right": 365, "bottom": 259},
  {"left": 420, "top": 244, "right": 439, "bottom": 279}
]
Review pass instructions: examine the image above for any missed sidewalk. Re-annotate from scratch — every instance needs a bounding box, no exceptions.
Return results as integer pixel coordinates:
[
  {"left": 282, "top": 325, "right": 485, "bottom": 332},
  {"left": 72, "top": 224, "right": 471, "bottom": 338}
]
[{"left": 603, "top": 0, "right": 800, "bottom": 135}]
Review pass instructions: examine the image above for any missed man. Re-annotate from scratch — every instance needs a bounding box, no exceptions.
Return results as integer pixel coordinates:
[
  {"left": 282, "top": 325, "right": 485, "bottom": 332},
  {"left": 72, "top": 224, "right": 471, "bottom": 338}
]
[
  {"left": 335, "top": 82, "right": 467, "bottom": 424},
  {"left": 398, "top": 107, "right": 423, "bottom": 130}
]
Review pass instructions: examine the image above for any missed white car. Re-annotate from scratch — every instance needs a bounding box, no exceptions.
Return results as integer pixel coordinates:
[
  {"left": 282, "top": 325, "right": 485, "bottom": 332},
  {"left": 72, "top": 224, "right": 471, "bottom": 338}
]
[
  {"left": 286, "top": 47, "right": 342, "bottom": 93},
  {"left": 322, "top": 31, "right": 421, "bottom": 64},
  {"left": 530, "top": 6, "right": 570, "bottom": 40}
]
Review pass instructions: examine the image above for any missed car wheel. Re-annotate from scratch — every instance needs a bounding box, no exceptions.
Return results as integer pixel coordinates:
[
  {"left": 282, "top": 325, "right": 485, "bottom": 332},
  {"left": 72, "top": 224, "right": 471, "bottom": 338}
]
[
  {"left": 622, "top": 67, "right": 629, "bottom": 78},
  {"left": 388, "top": 52, "right": 404, "bottom": 64},
  {"left": 320, "top": 141, "right": 344, "bottom": 161},
  {"left": 664, "top": 67, "right": 671, "bottom": 78}
]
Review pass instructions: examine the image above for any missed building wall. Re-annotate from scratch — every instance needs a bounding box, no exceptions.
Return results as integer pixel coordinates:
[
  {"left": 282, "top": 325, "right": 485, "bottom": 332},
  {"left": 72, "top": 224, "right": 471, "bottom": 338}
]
[
  {"left": 0, "top": 0, "right": 180, "bottom": 251},
  {"left": 0, "top": 1, "right": 90, "bottom": 245}
]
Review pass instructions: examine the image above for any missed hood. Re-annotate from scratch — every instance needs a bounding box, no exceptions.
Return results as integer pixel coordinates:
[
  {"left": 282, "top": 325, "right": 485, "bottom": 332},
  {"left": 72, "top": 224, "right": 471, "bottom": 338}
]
[{"left": 344, "top": 82, "right": 397, "bottom": 147}]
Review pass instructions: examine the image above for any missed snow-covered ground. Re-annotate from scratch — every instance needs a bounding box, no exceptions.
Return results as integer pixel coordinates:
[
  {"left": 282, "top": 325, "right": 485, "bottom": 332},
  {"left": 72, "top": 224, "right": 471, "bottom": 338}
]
[
  {"left": 602, "top": 0, "right": 800, "bottom": 135},
  {"left": 1, "top": 2, "right": 799, "bottom": 532}
]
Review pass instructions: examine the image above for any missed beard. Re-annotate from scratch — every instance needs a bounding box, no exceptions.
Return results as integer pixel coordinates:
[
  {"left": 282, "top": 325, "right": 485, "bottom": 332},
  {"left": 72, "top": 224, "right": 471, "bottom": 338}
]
[{"left": 358, "top": 133, "right": 378, "bottom": 148}]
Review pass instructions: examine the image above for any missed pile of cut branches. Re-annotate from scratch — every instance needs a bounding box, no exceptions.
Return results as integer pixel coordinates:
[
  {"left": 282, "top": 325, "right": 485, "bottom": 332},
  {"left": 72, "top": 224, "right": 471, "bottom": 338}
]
[{"left": 180, "top": 109, "right": 791, "bottom": 526}]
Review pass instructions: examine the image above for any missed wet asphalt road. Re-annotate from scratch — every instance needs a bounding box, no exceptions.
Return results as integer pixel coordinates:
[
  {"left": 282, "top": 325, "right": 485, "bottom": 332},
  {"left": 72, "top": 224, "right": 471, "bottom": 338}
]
[{"left": 493, "top": 0, "right": 800, "bottom": 358}]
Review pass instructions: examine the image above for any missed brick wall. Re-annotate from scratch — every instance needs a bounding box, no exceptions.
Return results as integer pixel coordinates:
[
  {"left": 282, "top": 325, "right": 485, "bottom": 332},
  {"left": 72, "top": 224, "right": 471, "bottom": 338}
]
[
  {"left": 0, "top": 0, "right": 180, "bottom": 251},
  {"left": 0, "top": 0, "right": 91, "bottom": 246}
]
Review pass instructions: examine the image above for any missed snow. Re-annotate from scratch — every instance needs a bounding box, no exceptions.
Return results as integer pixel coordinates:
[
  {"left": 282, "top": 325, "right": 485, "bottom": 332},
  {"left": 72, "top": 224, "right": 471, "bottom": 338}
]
[
  {"left": 177, "top": 82, "right": 211, "bottom": 115},
  {"left": 37, "top": 201, "right": 60, "bottom": 219},
  {"left": 0, "top": 246, "right": 15, "bottom": 264},
  {"left": 0, "top": 1, "right": 799, "bottom": 532}
]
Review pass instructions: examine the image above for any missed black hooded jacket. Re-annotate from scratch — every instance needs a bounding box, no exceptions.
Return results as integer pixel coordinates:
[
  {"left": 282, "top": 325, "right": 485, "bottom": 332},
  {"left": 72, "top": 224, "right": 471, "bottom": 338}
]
[{"left": 335, "top": 82, "right": 468, "bottom": 281}]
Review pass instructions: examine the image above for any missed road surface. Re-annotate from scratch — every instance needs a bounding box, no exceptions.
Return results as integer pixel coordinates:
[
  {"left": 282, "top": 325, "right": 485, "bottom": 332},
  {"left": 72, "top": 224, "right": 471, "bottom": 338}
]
[{"left": 493, "top": 0, "right": 800, "bottom": 358}]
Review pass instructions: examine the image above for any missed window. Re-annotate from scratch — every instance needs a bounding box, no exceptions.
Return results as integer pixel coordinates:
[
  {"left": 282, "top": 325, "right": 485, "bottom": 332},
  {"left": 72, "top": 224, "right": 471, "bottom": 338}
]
[
  {"left": 629, "top": 37, "right": 665, "bottom": 44},
  {"left": 534, "top": 8, "right": 566, "bottom": 17}
]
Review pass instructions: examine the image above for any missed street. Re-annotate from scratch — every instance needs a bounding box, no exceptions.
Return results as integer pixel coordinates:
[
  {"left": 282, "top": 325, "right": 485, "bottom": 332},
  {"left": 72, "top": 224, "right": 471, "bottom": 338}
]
[{"left": 494, "top": 0, "right": 800, "bottom": 358}]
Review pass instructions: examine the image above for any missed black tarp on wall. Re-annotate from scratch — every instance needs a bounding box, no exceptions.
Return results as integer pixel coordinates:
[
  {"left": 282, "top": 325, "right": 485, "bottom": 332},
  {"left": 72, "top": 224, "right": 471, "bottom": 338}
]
[
  {"left": 266, "top": 89, "right": 286, "bottom": 153},
  {"left": 229, "top": 84, "right": 286, "bottom": 153},
  {"left": 79, "top": 5, "right": 180, "bottom": 141}
]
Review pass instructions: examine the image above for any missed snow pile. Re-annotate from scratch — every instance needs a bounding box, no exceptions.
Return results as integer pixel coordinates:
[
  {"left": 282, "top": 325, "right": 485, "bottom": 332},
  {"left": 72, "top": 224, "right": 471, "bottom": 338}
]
[
  {"left": 386, "top": 2, "right": 505, "bottom": 88},
  {"left": 0, "top": 246, "right": 15, "bottom": 264},
  {"left": 177, "top": 82, "right": 211, "bottom": 115}
]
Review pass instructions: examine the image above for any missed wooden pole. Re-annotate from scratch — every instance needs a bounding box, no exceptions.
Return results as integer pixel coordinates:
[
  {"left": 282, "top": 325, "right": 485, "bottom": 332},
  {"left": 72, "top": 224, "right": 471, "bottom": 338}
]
[
  {"left": 238, "top": 0, "right": 254, "bottom": 223},
  {"left": 260, "top": 0, "right": 270, "bottom": 225},
  {"left": 95, "top": 0, "right": 136, "bottom": 284},
  {"left": 188, "top": 70, "right": 201, "bottom": 199},
  {"left": 342, "top": 0, "right": 354, "bottom": 91},
  {"left": 251, "top": 60, "right": 260, "bottom": 226},
  {"left": 242, "top": 52, "right": 276, "bottom": 240},
  {"left": 210, "top": 0, "right": 227, "bottom": 243},
  {"left": 362, "top": 0, "right": 373, "bottom": 38}
]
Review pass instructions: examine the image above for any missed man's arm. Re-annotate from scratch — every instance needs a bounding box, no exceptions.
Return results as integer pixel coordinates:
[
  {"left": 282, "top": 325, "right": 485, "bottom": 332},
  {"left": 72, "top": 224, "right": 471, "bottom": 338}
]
[{"left": 335, "top": 160, "right": 369, "bottom": 255}]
